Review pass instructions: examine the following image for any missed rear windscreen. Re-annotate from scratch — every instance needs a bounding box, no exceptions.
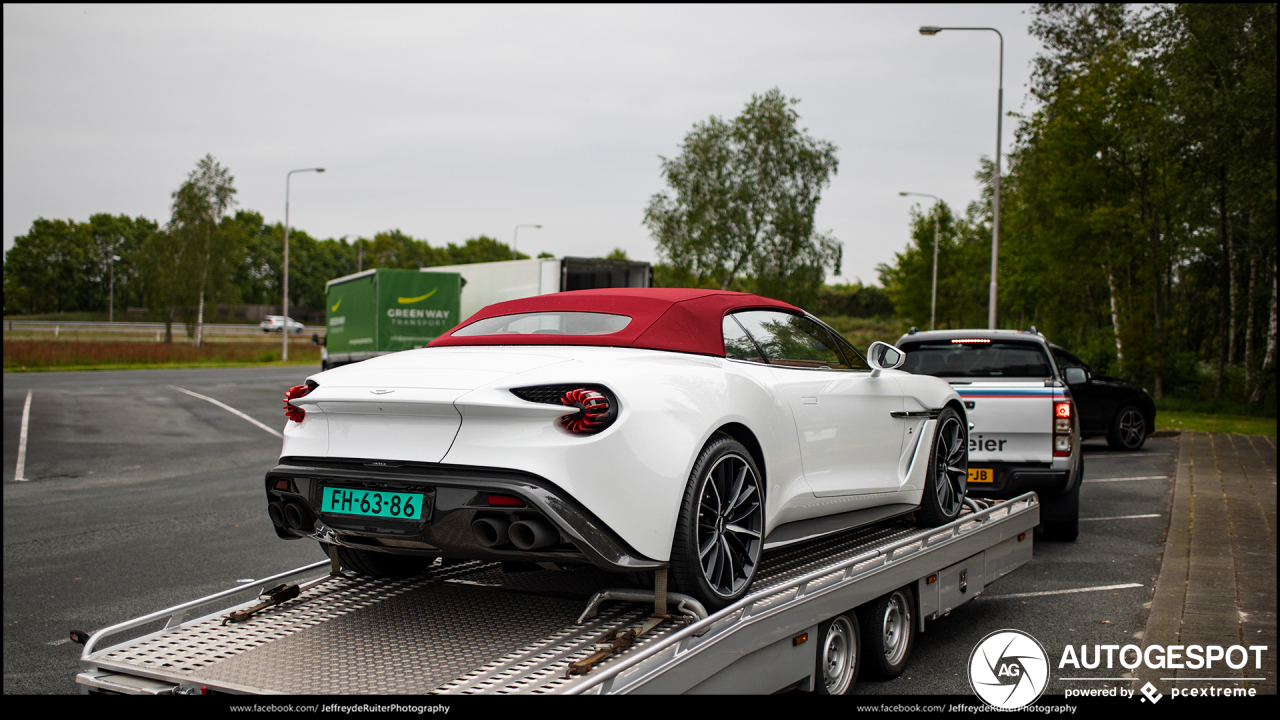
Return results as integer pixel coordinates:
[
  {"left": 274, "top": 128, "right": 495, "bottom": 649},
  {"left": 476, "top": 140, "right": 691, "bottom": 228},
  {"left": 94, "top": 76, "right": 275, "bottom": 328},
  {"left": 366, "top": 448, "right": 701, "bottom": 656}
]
[
  {"left": 452, "top": 311, "right": 631, "bottom": 336},
  {"left": 898, "top": 340, "right": 1053, "bottom": 378}
]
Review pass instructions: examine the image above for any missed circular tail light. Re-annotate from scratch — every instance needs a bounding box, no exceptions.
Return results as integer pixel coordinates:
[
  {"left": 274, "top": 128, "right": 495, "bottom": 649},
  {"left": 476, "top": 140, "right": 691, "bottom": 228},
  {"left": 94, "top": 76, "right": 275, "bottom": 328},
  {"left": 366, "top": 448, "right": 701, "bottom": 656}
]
[
  {"left": 559, "top": 388, "right": 614, "bottom": 434},
  {"left": 283, "top": 382, "right": 317, "bottom": 424}
]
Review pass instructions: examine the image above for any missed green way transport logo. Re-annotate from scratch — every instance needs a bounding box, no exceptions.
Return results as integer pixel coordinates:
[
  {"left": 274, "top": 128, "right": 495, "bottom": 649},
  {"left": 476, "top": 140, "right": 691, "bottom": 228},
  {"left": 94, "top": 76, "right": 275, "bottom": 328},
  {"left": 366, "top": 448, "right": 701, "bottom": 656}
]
[{"left": 387, "top": 308, "right": 450, "bottom": 319}]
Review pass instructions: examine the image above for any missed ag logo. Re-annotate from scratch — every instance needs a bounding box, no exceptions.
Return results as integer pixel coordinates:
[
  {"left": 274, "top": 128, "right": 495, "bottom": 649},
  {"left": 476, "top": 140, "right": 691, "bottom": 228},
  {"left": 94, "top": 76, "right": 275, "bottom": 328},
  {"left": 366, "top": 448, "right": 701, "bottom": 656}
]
[{"left": 968, "top": 629, "right": 1049, "bottom": 709}]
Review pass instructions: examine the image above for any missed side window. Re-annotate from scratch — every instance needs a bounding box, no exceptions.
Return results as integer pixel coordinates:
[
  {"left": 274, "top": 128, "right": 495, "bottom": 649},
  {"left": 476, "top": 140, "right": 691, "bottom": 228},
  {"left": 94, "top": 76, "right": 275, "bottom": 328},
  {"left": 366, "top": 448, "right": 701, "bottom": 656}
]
[
  {"left": 722, "top": 316, "right": 764, "bottom": 362},
  {"left": 830, "top": 332, "right": 873, "bottom": 372},
  {"left": 731, "top": 311, "right": 851, "bottom": 370},
  {"left": 1051, "top": 347, "right": 1086, "bottom": 371}
]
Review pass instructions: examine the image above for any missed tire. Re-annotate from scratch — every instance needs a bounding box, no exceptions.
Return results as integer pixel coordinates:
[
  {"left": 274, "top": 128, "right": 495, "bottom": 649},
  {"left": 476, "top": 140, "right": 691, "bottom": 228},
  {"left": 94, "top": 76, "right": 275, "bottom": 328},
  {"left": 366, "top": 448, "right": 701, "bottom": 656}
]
[
  {"left": 1041, "top": 457, "right": 1081, "bottom": 541},
  {"left": 916, "top": 407, "right": 968, "bottom": 527},
  {"left": 1106, "top": 406, "right": 1148, "bottom": 451},
  {"left": 814, "top": 613, "right": 860, "bottom": 694},
  {"left": 332, "top": 544, "right": 434, "bottom": 577},
  {"left": 669, "top": 435, "right": 765, "bottom": 612},
  {"left": 857, "top": 586, "right": 915, "bottom": 680}
]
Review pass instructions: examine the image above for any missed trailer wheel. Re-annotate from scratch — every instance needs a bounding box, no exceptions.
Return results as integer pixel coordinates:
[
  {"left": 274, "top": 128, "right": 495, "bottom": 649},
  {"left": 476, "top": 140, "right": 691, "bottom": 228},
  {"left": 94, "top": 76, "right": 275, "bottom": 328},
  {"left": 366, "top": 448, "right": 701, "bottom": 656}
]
[
  {"left": 669, "top": 436, "right": 764, "bottom": 611},
  {"left": 332, "top": 544, "right": 434, "bottom": 577},
  {"left": 916, "top": 407, "right": 967, "bottom": 527},
  {"left": 858, "top": 586, "right": 915, "bottom": 679},
  {"left": 814, "top": 613, "right": 860, "bottom": 694}
]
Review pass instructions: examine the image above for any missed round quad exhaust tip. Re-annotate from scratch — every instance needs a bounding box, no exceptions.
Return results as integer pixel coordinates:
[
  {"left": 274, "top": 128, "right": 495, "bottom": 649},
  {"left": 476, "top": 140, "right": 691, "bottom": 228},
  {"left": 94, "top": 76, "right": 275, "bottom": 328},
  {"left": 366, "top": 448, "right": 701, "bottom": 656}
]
[
  {"left": 268, "top": 501, "right": 287, "bottom": 528},
  {"left": 284, "top": 502, "right": 314, "bottom": 531},
  {"left": 509, "top": 518, "right": 558, "bottom": 550},
  {"left": 471, "top": 517, "right": 511, "bottom": 548}
]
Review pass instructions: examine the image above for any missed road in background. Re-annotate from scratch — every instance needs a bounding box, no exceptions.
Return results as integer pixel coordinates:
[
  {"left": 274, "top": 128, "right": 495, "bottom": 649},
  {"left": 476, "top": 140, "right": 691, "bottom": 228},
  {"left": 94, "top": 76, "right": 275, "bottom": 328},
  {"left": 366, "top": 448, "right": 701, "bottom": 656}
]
[{"left": 3, "top": 367, "right": 325, "bottom": 694}]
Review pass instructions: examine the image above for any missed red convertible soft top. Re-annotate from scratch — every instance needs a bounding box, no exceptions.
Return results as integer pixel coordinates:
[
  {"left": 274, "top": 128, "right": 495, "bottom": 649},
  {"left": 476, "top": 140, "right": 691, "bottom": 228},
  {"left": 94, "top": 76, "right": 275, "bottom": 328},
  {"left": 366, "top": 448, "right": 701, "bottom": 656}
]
[{"left": 428, "top": 288, "right": 800, "bottom": 357}]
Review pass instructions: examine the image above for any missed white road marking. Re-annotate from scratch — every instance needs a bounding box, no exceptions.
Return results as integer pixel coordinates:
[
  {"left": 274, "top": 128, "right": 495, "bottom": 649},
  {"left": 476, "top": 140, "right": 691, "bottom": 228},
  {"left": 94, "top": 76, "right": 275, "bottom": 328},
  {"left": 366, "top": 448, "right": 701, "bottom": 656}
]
[
  {"left": 168, "top": 386, "right": 283, "bottom": 438},
  {"left": 1090, "top": 452, "right": 1174, "bottom": 457},
  {"left": 1080, "top": 514, "right": 1162, "bottom": 521},
  {"left": 1161, "top": 677, "right": 1266, "bottom": 681},
  {"left": 982, "top": 582, "right": 1144, "bottom": 600},
  {"left": 1061, "top": 678, "right": 1132, "bottom": 681},
  {"left": 15, "top": 390, "right": 32, "bottom": 482},
  {"left": 1084, "top": 476, "right": 1169, "bottom": 483}
]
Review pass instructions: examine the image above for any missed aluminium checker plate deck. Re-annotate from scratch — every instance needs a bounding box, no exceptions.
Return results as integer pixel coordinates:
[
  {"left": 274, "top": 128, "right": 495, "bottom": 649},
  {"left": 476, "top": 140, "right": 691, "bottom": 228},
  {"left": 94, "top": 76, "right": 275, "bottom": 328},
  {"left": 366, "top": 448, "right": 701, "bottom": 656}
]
[{"left": 79, "top": 496, "right": 1037, "bottom": 695}]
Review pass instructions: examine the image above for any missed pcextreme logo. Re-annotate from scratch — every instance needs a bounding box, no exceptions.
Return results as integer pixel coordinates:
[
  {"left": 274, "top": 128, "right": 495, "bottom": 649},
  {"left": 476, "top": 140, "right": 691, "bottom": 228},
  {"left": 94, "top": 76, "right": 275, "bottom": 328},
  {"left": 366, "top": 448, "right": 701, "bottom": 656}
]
[
  {"left": 969, "top": 629, "right": 1050, "bottom": 709},
  {"left": 330, "top": 297, "right": 341, "bottom": 312},
  {"left": 398, "top": 289, "right": 437, "bottom": 305}
]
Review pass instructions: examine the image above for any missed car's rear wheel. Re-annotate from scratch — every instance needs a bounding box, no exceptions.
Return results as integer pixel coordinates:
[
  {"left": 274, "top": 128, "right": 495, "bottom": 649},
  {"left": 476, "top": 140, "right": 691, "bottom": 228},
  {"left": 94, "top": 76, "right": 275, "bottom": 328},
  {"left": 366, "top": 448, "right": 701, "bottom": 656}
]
[
  {"left": 1107, "top": 406, "right": 1147, "bottom": 451},
  {"left": 916, "top": 407, "right": 967, "bottom": 527},
  {"left": 858, "top": 586, "right": 915, "bottom": 679},
  {"left": 814, "top": 613, "right": 860, "bottom": 694},
  {"left": 670, "top": 435, "right": 764, "bottom": 612},
  {"left": 331, "top": 544, "right": 435, "bottom": 577}
]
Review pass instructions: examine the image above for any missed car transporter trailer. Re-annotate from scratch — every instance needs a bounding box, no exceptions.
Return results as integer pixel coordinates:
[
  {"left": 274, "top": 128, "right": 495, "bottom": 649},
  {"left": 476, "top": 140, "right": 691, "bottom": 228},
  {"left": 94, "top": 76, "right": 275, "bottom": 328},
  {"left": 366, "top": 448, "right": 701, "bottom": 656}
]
[{"left": 75, "top": 493, "right": 1039, "bottom": 695}]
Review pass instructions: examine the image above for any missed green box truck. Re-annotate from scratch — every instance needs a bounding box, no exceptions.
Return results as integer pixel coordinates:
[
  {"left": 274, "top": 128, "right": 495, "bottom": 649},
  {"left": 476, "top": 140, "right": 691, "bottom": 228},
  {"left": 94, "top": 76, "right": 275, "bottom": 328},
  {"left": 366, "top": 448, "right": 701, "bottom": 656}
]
[{"left": 321, "top": 269, "right": 462, "bottom": 370}]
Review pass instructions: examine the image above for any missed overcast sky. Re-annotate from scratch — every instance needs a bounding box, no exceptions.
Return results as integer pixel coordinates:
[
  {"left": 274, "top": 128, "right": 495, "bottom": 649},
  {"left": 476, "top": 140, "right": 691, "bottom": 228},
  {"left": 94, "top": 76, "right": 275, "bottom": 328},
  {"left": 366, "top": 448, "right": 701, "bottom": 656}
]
[{"left": 4, "top": 4, "right": 1045, "bottom": 286}]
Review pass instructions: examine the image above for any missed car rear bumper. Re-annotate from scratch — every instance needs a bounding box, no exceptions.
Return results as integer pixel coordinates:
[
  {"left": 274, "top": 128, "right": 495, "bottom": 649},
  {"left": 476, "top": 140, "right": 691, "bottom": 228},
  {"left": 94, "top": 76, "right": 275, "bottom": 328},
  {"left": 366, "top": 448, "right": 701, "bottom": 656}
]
[
  {"left": 964, "top": 462, "right": 1076, "bottom": 499},
  {"left": 265, "top": 457, "right": 665, "bottom": 572}
]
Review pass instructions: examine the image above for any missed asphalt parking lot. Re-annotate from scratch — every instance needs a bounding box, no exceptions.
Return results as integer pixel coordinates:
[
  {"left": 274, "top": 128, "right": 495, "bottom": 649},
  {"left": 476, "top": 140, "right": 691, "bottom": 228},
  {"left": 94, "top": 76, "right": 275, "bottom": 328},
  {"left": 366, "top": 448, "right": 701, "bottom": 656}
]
[{"left": 0, "top": 366, "right": 1261, "bottom": 695}]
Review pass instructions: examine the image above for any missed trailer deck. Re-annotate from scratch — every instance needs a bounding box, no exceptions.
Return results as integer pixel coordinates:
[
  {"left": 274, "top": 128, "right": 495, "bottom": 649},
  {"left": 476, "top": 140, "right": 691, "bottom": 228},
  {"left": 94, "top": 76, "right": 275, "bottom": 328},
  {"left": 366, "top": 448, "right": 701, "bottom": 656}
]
[{"left": 77, "top": 494, "right": 1039, "bottom": 695}]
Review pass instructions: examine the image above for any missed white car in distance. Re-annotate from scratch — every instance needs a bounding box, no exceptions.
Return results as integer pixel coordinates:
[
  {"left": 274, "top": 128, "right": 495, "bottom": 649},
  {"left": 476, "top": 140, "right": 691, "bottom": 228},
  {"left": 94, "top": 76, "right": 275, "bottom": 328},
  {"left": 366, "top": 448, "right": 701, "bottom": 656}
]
[{"left": 260, "top": 315, "right": 305, "bottom": 333}]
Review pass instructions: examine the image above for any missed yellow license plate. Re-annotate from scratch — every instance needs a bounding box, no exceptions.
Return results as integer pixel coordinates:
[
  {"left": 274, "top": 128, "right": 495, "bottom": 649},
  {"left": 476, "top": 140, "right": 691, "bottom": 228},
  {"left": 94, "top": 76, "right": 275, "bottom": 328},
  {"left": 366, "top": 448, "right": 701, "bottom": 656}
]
[{"left": 968, "top": 468, "right": 994, "bottom": 483}]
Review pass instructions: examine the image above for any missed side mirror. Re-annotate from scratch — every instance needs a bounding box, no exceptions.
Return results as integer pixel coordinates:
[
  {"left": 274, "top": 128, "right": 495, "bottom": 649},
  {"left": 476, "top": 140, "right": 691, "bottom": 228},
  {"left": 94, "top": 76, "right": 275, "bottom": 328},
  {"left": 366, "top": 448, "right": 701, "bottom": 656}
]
[
  {"left": 1064, "top": 367, "right": 1088, "bottom": 385},
  {"left": 867, "top": 341, "right": 905, "bottom": 376}
]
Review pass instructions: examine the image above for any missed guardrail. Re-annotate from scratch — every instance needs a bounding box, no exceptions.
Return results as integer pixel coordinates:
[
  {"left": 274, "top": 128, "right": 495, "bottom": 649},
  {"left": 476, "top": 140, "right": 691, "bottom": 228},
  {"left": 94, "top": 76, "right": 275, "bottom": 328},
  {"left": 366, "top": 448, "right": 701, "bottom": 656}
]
[{"left": 5, "top": 320, "right": 323, "bottom": 335}]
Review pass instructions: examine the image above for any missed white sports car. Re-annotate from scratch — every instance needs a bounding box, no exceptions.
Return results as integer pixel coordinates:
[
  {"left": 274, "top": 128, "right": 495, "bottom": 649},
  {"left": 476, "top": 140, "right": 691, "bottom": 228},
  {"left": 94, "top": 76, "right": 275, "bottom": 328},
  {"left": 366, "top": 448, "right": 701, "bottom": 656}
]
[{"left": 266, "top": 288, "right": 969, "bottom": 609}]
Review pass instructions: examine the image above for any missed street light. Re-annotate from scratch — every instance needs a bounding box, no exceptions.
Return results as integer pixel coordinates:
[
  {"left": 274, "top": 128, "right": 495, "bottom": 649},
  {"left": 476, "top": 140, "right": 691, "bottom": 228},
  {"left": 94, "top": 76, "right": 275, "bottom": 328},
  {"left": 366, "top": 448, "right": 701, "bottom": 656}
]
[
  {"left": 900, "top": 192, "right": 941, "bottom": 331},
  {"left": 919, "top": 24, "right": 1003, "bottom": 329},
  {"left": 512, "top": 224, "right": 542, "bottom": 261},
  {"left": 108, "top": 254, "right": 122, "bottom": 323},
  {"left": 284, "top": 167, "right": 325, "bottom": 361}
]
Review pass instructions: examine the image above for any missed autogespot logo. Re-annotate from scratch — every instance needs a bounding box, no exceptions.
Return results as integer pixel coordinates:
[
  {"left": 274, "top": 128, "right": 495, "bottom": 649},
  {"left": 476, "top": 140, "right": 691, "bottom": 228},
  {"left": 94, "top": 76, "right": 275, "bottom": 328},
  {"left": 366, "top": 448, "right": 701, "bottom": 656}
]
[{"left": 969, "top": 629, "right": 1050, "bottom": 709}]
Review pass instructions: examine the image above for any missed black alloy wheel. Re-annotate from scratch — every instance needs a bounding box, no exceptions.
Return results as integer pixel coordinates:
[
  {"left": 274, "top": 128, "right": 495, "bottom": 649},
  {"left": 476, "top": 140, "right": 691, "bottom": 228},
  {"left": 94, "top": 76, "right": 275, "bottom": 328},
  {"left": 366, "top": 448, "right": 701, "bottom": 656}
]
[
  {"left": 670, "top": 436, "right": 764, "bottom": 611},
  {"left": 1107, "top": 406, "right": 1147, "bottom": 451},
  {"left": 917, "top": 407, "right": 968, "bottom": 527}
]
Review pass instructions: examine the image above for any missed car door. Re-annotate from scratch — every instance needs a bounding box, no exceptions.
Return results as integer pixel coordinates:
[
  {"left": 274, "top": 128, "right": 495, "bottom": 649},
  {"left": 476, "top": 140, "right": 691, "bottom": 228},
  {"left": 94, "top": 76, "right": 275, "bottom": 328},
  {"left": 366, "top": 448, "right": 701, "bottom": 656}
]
[
  {"left": 730, "top": 311, "right": 907, "bottom": 497},
  {"left": 1051, "top": 346, "right": 1106, "bottom": 435}
]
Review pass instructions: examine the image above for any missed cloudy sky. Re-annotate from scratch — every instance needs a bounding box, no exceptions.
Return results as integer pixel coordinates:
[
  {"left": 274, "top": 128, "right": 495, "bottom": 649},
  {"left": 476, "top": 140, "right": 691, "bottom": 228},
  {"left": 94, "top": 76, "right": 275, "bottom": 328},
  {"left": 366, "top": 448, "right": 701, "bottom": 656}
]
[{"left": 4, "top": 4, "right": 1044, "bottom": 286}]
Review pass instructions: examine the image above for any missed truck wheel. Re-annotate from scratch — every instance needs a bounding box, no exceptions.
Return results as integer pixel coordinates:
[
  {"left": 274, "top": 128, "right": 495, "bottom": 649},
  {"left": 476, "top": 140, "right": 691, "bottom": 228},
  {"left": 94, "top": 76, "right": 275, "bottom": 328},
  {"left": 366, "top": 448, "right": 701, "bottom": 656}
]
[
  {"left": 669, "top": 436, "right": 764, "bottom": 612},
  {"left": 1106, "top": 406, "right": 1147, "bottom": 451},
  {"left": 858, "top": 586, "right": 915, "bottom": 680},
  {"left": 814, "top": 613, "right": 860, "bottom": 694},
  {"left": 916, "top": 407, "right": 967, "bottom": 527},
  {"left": 333, "top": 544, "right": 434, "bottom": 577}
]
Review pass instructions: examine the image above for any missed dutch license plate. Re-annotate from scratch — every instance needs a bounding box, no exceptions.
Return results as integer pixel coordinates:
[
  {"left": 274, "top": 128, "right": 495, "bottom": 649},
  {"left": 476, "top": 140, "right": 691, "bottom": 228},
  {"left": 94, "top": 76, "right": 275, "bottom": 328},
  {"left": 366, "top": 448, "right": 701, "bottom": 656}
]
[
  {"left": 967, "top": 468, "right": 994, "bottom": 483},
  {"left": 322, "top": 487, "right": 424, "bottom": 520}
]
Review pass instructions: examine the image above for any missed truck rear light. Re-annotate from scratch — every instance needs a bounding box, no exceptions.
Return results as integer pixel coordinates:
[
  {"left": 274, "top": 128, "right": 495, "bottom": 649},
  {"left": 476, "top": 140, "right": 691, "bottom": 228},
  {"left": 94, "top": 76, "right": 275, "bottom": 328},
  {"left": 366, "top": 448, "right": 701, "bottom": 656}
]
[
  {"left": 1054, "top": 436, "right": 1071, "bottom": 453},
  {"left": 1055, "top": 401, "right": 1071, "bottom": 418},
  {"left": 1053, "top": 399, "right": 1074, "bottom": 457},
  {"left": 1055, "top": 418, "right": 1070, "bottom": 433},
  {"left": 283, "top": 381, "right": 318, "bottom": 424}
]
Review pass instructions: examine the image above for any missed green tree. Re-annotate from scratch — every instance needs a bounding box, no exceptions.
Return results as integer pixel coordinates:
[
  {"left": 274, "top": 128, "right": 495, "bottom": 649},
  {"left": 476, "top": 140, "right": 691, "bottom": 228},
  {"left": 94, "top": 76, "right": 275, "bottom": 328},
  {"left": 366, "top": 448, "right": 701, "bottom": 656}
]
[
  {"left": 167, "top": 155, "right": 238, "bottom": 345},
  {"left": 644, "top": 88, "right": 842, "bottom": 307}
]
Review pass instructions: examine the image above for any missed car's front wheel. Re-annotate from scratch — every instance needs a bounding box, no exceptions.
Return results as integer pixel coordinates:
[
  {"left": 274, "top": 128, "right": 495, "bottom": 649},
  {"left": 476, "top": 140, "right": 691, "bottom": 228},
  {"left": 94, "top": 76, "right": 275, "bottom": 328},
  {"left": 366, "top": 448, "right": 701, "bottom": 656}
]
[
  {"left": 1107, "top": 406, "right": 1147, "bottom": 451},
  {"left": 916, "top": 407, "right": 968, "bottom": 527},
  {"left": 670, "top": 435, "right": 764, "bottom": 612}
]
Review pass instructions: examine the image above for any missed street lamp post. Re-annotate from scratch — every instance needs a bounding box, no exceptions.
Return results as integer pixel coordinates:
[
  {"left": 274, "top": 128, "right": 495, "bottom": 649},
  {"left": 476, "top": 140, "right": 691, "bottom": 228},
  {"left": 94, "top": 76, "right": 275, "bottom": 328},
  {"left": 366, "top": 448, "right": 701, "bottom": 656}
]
[
  {"left": 899, "top": 192, "right": 941, "bottom": 330},
  {"left": 284, "top": 167, "right": 325, "bottom": 361},
  {"left": 108, "top": 254, "right": 122, "bottom": 323},
  {"left": 512, "top": 224, "right": 542, "bottom": 261},
  {"left": 919, "top": 25, "right": 1003, "bottom": 330}
]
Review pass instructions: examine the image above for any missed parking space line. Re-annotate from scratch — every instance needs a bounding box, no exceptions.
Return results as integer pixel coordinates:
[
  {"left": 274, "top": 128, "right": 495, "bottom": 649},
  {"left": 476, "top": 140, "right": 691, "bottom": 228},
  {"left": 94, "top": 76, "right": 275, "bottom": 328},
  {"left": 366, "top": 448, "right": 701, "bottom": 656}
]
[
  {"left": 982, "top": 582, "right": 1144, "bottom": 600},
  {"left": 1080, "top": 514, "right": 1162, "bottom": 521},
  {"left": 15, "top": 390, "right": 32, "bottom": 482},
  {"left": 1084, "top": 476, "right": 1169, "bottom": 483},
  {"left": 168, "top": 386, "right": 283, "bottom": 439}
]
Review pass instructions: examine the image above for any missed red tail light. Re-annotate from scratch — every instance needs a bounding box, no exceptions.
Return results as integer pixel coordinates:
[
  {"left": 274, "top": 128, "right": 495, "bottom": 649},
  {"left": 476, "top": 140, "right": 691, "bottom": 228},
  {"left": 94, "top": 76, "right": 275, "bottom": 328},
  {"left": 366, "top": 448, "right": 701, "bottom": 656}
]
[
  {"left": 1055, "top": 401, "right": 1072, "bottom": 418},
  {"left": 559, "top": 388, "right": 613, "bottom": 434},
  {"left": 1053, "top": 400, "right": 1074, "bottom": 457},
  {"left": 486, "top": 494, "right": 525, "bottom": 507},
  {"left": 283, "top": 382, "right": 317, "bottom": 424}
]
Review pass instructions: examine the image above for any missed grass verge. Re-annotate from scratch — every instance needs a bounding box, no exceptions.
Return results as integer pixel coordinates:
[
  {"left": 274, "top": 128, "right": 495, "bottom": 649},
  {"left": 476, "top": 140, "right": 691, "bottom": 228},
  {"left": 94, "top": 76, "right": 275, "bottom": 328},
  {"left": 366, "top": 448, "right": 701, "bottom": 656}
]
[
  {"left": 4, "top": 339, "right": 320, "bottom": 372},
  {"left": 1156, "top": 411, "right": 1276, "bottom": 437}
]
